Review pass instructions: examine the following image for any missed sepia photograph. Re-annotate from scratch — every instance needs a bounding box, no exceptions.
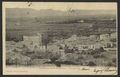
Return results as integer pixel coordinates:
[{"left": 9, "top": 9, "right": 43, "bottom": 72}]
[{"left": 2, "top": 2, "right": 118, "bottom": 75}]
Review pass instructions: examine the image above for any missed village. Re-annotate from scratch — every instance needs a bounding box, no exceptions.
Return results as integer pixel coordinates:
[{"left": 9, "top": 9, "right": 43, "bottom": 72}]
[{"left": 6, "top": 31, "right": 117, "bottom": 67}]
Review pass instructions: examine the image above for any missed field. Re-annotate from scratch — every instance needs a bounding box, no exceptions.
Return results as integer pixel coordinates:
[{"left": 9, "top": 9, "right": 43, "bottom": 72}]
[{"left": 6, "top": 18, "right": 116, "bottom": 41}]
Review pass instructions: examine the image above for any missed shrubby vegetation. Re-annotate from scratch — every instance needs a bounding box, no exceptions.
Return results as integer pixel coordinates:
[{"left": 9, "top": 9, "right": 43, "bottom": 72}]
[{"left": 6, "top": 43, "right": 116, "bottom": 67}]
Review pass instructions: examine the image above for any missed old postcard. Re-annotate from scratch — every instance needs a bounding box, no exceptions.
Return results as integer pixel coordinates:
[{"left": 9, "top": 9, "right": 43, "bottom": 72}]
[{"left": 2, "top": 2, "right": 118, "bottom": 75}]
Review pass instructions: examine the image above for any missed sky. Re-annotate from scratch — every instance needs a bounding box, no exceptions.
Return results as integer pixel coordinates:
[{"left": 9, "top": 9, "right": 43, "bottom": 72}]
[{"left": 3, "top": 2, "right": 117, "bottom": 11}]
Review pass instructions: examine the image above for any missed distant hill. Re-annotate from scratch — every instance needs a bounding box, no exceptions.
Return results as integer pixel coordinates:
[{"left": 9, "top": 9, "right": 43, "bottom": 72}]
[
  {"left": 6, "top": 8, "right": 116, "bottom": 18},
  {"left": 6, "top": 8, "right": 65, "bottom": 18},
  {"left": 6, "top": 8, "right": 116, "bottom": 24}
]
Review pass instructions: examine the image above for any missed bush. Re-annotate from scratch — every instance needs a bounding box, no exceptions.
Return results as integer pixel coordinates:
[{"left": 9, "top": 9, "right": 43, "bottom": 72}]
[
  {"left": 87, "top": 61, "right": 96, "bottom": 66},
  {"left": 106, "top": 62, "right": 114, "bottom": 66},
  {"left": 112, "top": 58, "right": 116, "bottom": 63},
  {"left": 93, "top": 54, "right": 104, "bottom": 58},
  {"left": 6, "top": 51, "right": 32, "bottom": 65}
]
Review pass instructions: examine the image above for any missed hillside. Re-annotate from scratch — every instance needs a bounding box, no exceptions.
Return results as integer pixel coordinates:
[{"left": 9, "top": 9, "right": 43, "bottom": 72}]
[
  {"left": 6, "top": 8, "right": 116, "bottom": 22},
  {"left": 6, "top": 8, "right": 116, "bottom": 41}
]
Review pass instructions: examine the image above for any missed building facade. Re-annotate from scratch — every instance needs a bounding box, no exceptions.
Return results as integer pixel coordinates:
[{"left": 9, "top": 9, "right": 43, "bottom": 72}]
[{"left": 23, "top": 33, "right": 42, "bottom": 51}]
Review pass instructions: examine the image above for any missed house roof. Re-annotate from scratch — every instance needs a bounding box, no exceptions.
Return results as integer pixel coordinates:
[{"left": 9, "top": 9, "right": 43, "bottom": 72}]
[
  {"left": 63, "top": 34, "right": 99, "bottom": 45},
  {"left": 23, "top": 33, "right": 38, "bottom": 36},
  {"left": 64, "top": 38, "right": 97, "bottom": 45},
  {"left": 77, "top": 39, "right": 97, "bottom": 45}
]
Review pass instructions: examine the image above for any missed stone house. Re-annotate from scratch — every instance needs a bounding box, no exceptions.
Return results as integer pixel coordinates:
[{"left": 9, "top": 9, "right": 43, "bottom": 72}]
[
  {"left": 100, "top": 34, "right": 110, "bottom": 41},
  {"left": 23, "top": 33, "right": 42, "bottom": 52}
]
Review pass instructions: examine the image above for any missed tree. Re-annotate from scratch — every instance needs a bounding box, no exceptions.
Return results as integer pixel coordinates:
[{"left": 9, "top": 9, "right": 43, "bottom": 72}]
[
  {"left": 110, "top": 38, "right": 116, "bottom": 42},
  {"left": 42, "top": 30, "right": 53, "bottom": 52}
]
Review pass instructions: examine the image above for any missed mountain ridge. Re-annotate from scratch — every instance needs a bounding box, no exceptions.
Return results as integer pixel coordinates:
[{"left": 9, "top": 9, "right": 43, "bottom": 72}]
[{"left": 6, "top": 8, "right": 116, "bottom": 18}]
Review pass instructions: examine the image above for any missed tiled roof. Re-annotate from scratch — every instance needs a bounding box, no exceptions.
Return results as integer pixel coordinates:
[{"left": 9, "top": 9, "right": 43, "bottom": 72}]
[
  {"left": 23, "top": 33, "right": 38, "bottom": 36},
  {"left": 77, "top": 39, "right": 97, "bottom": 45}
]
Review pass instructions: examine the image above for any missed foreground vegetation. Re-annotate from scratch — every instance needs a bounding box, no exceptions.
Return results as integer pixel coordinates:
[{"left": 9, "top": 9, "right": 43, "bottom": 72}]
[{"left": 6, "top": 43, "right": 116, "bottom": 67}]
